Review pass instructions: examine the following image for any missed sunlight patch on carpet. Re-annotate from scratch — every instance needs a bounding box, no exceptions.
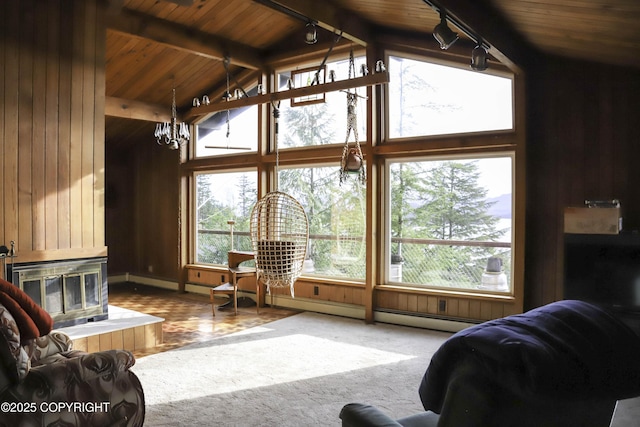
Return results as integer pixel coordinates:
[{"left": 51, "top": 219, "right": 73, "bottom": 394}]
[{"left": 134, "top": 332, "right": 416, "bottom": 405}]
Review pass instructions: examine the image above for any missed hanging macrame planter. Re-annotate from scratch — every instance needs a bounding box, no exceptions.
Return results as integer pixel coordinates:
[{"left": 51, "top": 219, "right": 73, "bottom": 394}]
[{"left": 340, "top": 52, "right": 366, "bottom": 185}]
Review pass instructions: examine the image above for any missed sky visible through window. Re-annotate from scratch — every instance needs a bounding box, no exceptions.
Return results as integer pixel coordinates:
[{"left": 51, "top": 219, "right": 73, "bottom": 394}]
[{"left": 388, "top": 56, "right": 513, "bottom": 138}]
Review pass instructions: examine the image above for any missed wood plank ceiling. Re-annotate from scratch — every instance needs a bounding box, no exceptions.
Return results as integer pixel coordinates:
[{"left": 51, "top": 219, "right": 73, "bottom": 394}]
[{"left": 105, "top": 0, "right": 640, "bottom": 148}]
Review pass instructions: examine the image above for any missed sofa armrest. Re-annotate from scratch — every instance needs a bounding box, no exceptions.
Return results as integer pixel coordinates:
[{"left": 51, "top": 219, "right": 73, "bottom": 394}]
[
  {"left": 25, "top": 331, "right": 73, "bottom": 366},
  {"left": 35, "top": 349, "right": 136, "bottom": 379},
  {"left": 5, "top": 349, "right": 144, "bottom": 427}
]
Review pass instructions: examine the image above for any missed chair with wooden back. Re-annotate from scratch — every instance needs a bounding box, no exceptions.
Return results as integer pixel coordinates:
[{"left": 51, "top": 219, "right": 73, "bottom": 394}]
[{"left": 210, "top": 250, "right": 256, "bottom": 316}]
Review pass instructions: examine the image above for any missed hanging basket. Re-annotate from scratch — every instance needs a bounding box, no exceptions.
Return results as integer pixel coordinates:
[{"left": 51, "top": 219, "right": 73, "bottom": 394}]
[{"left": 250, "top": 191, "right": 309, "bottom": 297}]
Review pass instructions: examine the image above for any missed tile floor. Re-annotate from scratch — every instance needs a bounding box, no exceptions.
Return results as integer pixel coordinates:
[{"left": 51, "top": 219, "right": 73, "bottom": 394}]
[{"left": 108, "top": 282, "right": 299, "bottom": 358}]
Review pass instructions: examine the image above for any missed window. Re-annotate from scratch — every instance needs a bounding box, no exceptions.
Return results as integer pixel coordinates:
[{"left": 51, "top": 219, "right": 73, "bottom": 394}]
[
  {"left": 278, "top": 165, "right": 366, "bottom": 280},
  {"left": 194, "top": 170, "right": 257, "bottom": 265},
  {"left": 193, "top": 88, "right": 260, "bottom": 158},
  {"left": 277, "top": 55, "right": 368, "bottom": 149},
  {"left": 188, "top": 48, "right": 520, "bottom": 307},
  {"left": 388, "top": 55, "right": 513, "bottom": 139},
  {"left": 387, "top": 155, "right": 513, "bottom": 292}
]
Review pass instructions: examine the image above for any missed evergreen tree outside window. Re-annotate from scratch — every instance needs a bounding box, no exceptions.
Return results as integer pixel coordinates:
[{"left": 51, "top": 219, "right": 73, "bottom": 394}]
[
  {"left": 388, "top": 156, "right": 513, "bottom": 291},
  {"left": 195, "top": 170, "right": 257, "bottom": 265}
]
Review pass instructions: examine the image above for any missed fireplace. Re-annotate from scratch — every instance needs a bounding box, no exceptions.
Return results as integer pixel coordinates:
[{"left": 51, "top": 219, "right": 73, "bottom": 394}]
[{"left": 7, "top": 257, "right": 108, "bottom": 328}]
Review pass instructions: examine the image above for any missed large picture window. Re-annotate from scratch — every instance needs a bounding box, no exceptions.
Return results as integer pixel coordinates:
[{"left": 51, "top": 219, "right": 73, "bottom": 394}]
[
  {"left": 278, "top": 165, "right": 366, "bottom": 280},
  {"left": 194, "top": 170, "right": 257, "bottom": 265},
  {"left": 387, "top": 155, "right": 513, "bottom": 292},
  {"left": 188, "top": 48, "right": 520, "bottom": 308},
  {"left": 388, "top": 55, "right": 513, "bottom": 139}
]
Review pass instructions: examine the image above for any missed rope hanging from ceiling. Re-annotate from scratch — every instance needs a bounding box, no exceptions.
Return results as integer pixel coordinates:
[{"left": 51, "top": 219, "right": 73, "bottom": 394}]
[{"left": 339, "top": 50, "right": 366, "bottom": 185}]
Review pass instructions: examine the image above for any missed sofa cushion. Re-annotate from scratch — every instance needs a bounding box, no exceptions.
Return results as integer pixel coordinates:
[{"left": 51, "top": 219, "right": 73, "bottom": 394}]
[
  {"left": 0, "top": 278, "right": 53, "bottom": 343},
  {"left": 0, "top": 305, "right": 30, "bottom": 394}
]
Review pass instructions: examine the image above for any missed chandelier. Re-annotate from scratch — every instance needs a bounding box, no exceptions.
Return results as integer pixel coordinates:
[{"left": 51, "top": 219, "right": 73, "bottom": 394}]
[{"left": 154, "top": 88, "right": 190, "bottom": 150}]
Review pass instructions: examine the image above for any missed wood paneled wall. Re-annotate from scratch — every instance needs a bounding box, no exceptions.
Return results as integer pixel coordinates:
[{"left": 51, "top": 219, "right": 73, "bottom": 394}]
[
  {"left": 106, "top": 138, "right": 181, "bottom": 280},
  {"left": 525, "top": 56, "right": 640, "bottom": 310},
  {"left": 0, "top": 0, "right": 106, "bottom": 265}
]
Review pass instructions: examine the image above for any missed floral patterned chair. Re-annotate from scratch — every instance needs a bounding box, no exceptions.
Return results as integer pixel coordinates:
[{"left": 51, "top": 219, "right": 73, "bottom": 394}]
[{"left": 0, "top": 279, "right": 145, "bottom": 427}]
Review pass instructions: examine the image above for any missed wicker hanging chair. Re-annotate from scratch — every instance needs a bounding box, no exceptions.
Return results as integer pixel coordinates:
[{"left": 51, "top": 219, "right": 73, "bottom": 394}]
[{"left": 250, "top": 191, "right": 309, "bottom": 297}]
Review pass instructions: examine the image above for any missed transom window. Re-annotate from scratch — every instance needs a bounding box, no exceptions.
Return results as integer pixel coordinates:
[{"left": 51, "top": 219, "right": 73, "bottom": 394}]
[
  {"left": 388, "top": 55, "right": 513, "bottom": 139},
  {"left": 277, "top": 55, "right": 368, "bottom": 149}
]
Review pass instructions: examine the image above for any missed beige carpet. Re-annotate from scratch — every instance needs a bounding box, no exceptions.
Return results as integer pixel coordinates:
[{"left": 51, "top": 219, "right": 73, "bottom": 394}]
[
  {"left": 132, "top": 311, "right": 451, "bottom": 426},
  {"left": 132, "top": 311, "right": 640, "bottom": 426}
]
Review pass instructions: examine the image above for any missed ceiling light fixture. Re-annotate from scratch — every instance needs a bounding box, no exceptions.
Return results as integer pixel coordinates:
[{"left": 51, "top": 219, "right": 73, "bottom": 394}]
[
  {"left": 433, "top": 10, "right": 458, "bottom": 50},
  {"left": 305, "top": 22, "right": 318, "bottom": 44},
  {"left": 471, "top": 42, "right": 488, "bottom": 71},
  {"left": 423, "top": 1, "right": 490, "bottom": 71},
  {"left": 154, "top": 87, "right": 190, "bottom": 150}
]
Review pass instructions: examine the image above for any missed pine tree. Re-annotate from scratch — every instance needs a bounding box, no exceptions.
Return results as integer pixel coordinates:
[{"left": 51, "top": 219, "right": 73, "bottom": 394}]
[
  {"left": 420, "top": 161, "right": 500, "bottom": 241},
  {"left": 417, "top": 160, "right": 500, "bottom": 286},
  {"left": 391, "top": 160, "right": 502, "bottom": 287}
]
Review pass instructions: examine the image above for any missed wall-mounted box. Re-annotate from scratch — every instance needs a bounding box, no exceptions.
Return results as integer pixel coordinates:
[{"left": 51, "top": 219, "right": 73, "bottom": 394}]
[{"left": 564, "top": 207, "right": 621, "bottom": 234}]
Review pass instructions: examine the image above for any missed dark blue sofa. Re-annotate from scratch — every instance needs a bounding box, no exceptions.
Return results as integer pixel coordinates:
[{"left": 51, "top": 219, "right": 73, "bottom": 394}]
[{"left": 340, "top": 300, "right": 640, "bottom": 427}]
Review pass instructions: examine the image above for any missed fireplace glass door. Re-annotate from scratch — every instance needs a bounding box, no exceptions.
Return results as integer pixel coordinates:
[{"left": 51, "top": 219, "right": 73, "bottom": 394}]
[{"left": 9, "top": 257, "right": 108, "bottom": 327}]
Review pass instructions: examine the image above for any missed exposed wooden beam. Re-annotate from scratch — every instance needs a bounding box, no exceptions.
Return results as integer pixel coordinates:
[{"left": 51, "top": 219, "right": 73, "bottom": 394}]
[
  {"left": 257, "top": 0, "right": 372, "bottom": 46},
  {"left": 187, "top": 71, "right": 389, "bottom": 117},
  {"left": 106, "top": 9, "right": 264, "bottom": 70},
  {"left": 105, "top": 96, "right": 180, "bottom": 122},
  {"left": 424, "top": 0, "right": 540, "bottom": 72}
]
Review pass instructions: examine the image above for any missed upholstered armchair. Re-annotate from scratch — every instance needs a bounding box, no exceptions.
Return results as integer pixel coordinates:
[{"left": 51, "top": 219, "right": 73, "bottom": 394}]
[
  {"left": 0, "top": 279, "right": 145, "bottom": 426},
  {"left": 341, "top": 300, "right": 640, "bottom": 427}
]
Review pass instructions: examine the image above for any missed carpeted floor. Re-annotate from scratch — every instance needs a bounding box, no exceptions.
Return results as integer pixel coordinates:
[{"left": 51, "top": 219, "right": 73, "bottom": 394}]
[{"left": 132, "top": 311, "right": 451, "bottom": 426}]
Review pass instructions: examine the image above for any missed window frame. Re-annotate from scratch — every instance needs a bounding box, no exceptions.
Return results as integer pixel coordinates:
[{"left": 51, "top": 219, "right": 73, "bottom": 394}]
[
  {"left": 191, "top": 167, "right": 258, "bottom": 267},
  {"left": 382, "top": 50, "right": 516, "bottom": 144},
  {"left": 184, "top": 45, "right": 525, "bottom": 310},
  {"left": 383, "top": 152, "right": 515, "bottom": 295}
]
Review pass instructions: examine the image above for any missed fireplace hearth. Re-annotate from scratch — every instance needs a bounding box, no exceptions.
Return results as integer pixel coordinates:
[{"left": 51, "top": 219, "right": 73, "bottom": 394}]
[{"left": 7, "top": 257, "right": 108, "bottom": 328}]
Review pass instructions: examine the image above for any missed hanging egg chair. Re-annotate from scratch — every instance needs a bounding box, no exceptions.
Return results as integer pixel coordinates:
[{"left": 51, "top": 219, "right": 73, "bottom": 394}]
[{"left": 250, "top": 191, "right": 309, "bottom": 297}]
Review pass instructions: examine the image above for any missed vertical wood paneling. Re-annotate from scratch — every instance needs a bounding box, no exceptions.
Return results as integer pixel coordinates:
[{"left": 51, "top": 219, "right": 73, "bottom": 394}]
[
  {"left": 18, "top": 7, "right": 34, "bottom": 252},
  {"left": 94, "top": 7, "right": 107, "bottom": 249},
  {"left": 57, "top": 1, "right": 74, "bottom": 250},
  {"left": 45, "top": 1, "right": 61, "bottom": 250},
  {"left": 526, "top": 56, "right": 640, "bottom": 310},
  {"left": 0, "top": 0, "right": 107, "bottom": 262},
  {"left": 0, "top": 0, "right": 5, "bottom": 249},
  {"left": 69, "top": 0, "right": 85, "bottom": 250},
  {"left": 32, "top": 5, "right": 48, "bottom": 251},
  {"left": 81, "top": 0, "right": 97, "bottom": 248},
  {"left": 2, "top": 2, "right": 19, "bottom": 249}
]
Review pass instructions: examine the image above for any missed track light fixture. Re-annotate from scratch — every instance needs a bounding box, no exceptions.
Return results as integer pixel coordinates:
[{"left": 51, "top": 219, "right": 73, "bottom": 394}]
[
  {"left": 433, "top": 11, "right": 458, "bottom": 50},
  {"left": 471, "top": 42, "right": 488, "bottom": 71},
  {"left": 305, "top": 21, "right": 318, "bottom": 44}
]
